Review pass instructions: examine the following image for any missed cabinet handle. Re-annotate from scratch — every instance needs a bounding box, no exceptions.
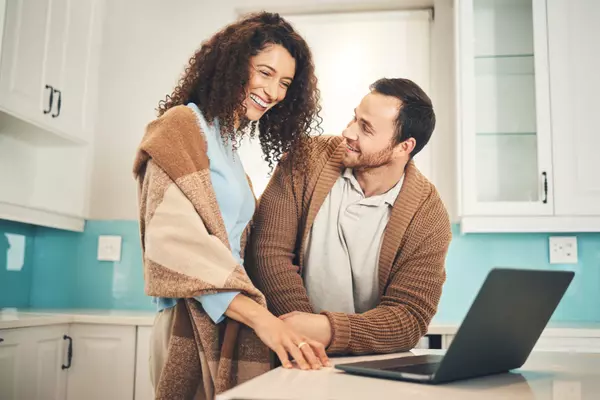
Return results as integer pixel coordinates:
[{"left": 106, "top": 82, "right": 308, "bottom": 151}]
[
  {"left": 62, "top": 335, "right": 73, "bottom": 370},
  {"left": 542, "top": 172, "right": 548, "bottom": 204},
  {"left": 44, "top": 85, "right": 54, "bottom": 114},
  {"left": 51, "top": 89, "right": 62, "bottom": 118}
]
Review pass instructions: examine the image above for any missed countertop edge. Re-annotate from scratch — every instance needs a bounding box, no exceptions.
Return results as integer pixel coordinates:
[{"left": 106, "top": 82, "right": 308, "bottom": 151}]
[
  {"left": 2, "top": 310, "right": 600, "bottom": 337},
  {"left": 0, "top": 315, "right": 73, "bottom": 330},
  {"left": 427, "top": 324, "right": 600, "bottom": 337},
  {"left": 0, "top": 310, "right": 156, "bottom": 330}
]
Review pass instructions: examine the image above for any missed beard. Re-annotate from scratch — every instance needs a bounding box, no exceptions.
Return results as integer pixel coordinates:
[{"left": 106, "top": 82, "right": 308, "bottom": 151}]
[{"left": 342, "top": 142, "right": 395, "bottom": 170}]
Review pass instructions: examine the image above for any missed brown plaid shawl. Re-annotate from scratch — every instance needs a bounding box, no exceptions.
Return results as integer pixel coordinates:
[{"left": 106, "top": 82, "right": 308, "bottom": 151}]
[{"left": 133, "top": 105, "right": 270, "bottom": 399}]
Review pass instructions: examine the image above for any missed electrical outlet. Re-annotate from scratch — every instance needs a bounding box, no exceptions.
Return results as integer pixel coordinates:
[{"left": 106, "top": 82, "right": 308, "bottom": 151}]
[
  {"left": 549, "top": 236, "right": 578, "bottom": 264},
  {"left": 97, "top": 235, "right": 122, "bottom": 262}
]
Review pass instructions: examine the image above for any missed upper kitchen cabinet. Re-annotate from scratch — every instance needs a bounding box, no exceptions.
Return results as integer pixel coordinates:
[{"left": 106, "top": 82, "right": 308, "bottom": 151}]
[
  {"left": 0, "top": 0, "right": 104, "bottom": 144},
  {"left": 455, "top": 0, "right": 600, "bottom": 232},
  {"left": 456, "top": 0, "right": 553, "bottom": 219},
  {"left": 547, "top": 0, "right": 600, "bottom": 217}
]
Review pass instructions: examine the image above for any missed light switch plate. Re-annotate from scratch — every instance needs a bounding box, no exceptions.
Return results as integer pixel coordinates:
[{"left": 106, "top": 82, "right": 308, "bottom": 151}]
[
  {"left": 549, "top": 236, "right": 578, "bottom": 264},
  {"left": 97, "top": 235, "right": 122, "bottom": 262}
]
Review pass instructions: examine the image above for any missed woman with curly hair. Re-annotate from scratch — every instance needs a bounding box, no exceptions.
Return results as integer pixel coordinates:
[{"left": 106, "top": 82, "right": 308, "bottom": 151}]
[{"left": 133, "top": 11, "right": 328, "bottom": 399}]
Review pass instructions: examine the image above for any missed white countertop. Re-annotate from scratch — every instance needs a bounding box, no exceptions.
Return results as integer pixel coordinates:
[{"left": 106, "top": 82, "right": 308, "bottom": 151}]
[
  {"left": 218, "top": 349, "right": 600, "bottom": 400},
  {"left": 427, "top": 321, "right": 600, "bottom": 337},
  {"left": 0, "top": 308, "right": 156, "bottom": 329},
  {"left": 2, "top": 308, "right": 600, "bottom": 338}
]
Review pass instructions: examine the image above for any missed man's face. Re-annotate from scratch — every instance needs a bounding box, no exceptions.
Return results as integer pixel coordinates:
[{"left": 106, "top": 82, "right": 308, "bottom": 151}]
[{"left": 341, "top": 92, "right": 403, "bottom": 170}]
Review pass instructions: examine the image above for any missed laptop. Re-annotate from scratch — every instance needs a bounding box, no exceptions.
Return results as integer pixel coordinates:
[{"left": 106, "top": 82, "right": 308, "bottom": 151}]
[{"left": 335, "top": 268, "right": 574, "bottom": 384}]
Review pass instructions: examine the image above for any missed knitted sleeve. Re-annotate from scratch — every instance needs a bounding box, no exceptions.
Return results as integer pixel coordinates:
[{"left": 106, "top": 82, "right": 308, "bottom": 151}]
[{"left": 246, "top": 156, "right": 314, "bottom": 316}]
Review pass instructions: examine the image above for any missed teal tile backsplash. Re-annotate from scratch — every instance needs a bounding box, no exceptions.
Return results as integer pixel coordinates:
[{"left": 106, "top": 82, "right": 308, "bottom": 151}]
[
  {"left": 437, "top": 227, "right": 600, "bottom": 323},
  {"left": 1, "top": 219, "right": 599, "bottom": 323},
  {"left": 29, "top": 220, "right": 151, "bottom": 311},
  {"left": 0, "top": 220, "right": 35, "bottom": 308},
  {"left": 69, "top": 221, "right": 148, "bottom": 310},
  {"left": 30, "top": 225, "right": 79, "bottom": 309}
]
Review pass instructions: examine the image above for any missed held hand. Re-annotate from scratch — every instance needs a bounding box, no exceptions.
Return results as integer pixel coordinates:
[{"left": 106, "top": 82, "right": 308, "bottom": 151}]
[
  {"left": 253, "top": 314, "right": 330, "bottom": 370},
  {"left": 279, "top": 311, "right": 333, "bottom": 348},
  {"left": 223, "top": 294, "right": 329, "bottom": 370}
]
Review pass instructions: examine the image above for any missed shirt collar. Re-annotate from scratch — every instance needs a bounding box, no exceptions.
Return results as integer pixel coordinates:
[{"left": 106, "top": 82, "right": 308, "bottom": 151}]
[
  {"left": 383, "top": 174, "right": 404, "bottom": 206},
  {"left": 342, "top": 168, "right": 404, "bottom": 207}
]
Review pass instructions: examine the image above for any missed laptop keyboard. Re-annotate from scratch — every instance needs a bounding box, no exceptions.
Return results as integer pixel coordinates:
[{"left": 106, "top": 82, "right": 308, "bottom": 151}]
[{"left": 383, "top": 362, "right": 440, "bottom": 375}]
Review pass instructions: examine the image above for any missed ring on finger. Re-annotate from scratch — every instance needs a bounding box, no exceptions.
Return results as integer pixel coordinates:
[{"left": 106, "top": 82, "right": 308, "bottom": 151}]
[{"left": 297, "top": 341, "right": 308, "bottom": 349}]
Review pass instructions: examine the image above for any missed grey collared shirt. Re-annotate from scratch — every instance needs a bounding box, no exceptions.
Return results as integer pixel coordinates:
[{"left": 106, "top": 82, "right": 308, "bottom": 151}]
[{"left": 303, "top": 168, "right": 404, "bottom": 314}]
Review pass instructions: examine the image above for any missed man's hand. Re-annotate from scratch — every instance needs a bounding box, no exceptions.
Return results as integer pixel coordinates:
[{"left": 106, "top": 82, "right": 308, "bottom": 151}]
[
  {"left": 280, "top": 311, "right": 333, "bottom": 348},
  {"left": 225, "top": 294, "right": 329, "bottom": 370}
]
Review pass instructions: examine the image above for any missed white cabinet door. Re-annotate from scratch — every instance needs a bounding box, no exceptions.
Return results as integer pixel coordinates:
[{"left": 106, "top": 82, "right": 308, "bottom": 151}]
[
  {"left": 0, "top": 325, "right": 69, "bottom": 400},
  {"left": 66, "top": 324, "right": 136, "bottom": 400},
  {"left": 29, "top": 325, "right": 69, "bottom": 400},
  {"left": 0, "top": 328, "right": 27, "bottom": 400},
  {"left": 0, "top": 0, "right": 103, "bottom": 143},
  {"left": 0, "top": 0, "right": 52, "bottom": 128},
  {"left": 547, "top": 0, "right": 600, "bottom": 216},
  {"left": 456, "top": 0, "right": 554, "bottom": 217},
  {"left": 135, "top": 327, "right": 155, "bottom": 400},
  {"left": 42, "top": 0, "right": 104, "bottom": 143}
]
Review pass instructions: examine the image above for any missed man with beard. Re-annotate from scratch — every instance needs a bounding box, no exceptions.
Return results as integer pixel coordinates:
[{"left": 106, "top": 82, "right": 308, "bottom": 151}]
[{"left": 246, "top": 78, "right": 452, "bottom": 356}]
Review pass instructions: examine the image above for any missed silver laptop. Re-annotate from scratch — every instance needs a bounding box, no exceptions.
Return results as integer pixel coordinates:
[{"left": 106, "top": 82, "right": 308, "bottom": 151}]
[{"left": 335, "top": 268, "right": 574, "bottom": 384}]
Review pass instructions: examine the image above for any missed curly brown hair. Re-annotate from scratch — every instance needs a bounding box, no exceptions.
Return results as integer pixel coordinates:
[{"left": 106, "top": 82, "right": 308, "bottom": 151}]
[{"left": 158, "top": 11, "right": 322, "bottom": 170}]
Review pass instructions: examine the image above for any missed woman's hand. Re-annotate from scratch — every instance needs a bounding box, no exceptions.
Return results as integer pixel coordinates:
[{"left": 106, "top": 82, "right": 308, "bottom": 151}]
[
  {"left": 225, "top": 294, "right": 330, "bottom": 370},
  {"left": 252, "top": 313, "right": 330, "bottom": 370},
  {"left": 279, "top": 311, "right": 332, "bottom": 347}
]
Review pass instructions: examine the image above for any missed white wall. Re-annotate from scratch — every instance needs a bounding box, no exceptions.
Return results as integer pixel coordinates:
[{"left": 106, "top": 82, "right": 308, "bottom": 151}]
[{"left": 89, "top": 0, "right": 456, "bottom": 221}]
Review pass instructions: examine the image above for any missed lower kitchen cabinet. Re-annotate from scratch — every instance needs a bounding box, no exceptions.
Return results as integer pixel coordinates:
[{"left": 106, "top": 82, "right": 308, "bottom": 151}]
[
  {"left": 0, "top": 324, "right": 68, "bottom": 400},
  {"left": 134, "top": 326, "right": 154, "bottom": 400},
  {"left": 65, "top": 324, "right": 136, "bottom": 400},
  {"left": 0, "top": 324, "right": 137, "bottom": 400}
]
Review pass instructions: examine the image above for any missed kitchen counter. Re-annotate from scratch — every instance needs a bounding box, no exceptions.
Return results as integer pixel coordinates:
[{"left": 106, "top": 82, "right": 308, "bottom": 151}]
[
  {"left": 427, "top": 321, "right": 600, "bottom": 338},
  {"left": 2, "top": 308, "right": 600, "bottom": 337},
  {"left": 218, "top": 349, "right": 600, "bottom": 400},
  {"left": 3, "top": 309, "right": 600, "bottom": 399},
  {"left": 0, "top": 308, "right": 156, "bottom": 329}
]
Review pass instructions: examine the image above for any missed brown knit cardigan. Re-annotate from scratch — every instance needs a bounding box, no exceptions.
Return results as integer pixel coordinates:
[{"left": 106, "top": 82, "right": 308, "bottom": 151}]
[
  {"left": 133, "top": 105, "right": 270, "bottom": 399},
  {"left": 246, "top": 135, "right": 452, "bottom": 356}
]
